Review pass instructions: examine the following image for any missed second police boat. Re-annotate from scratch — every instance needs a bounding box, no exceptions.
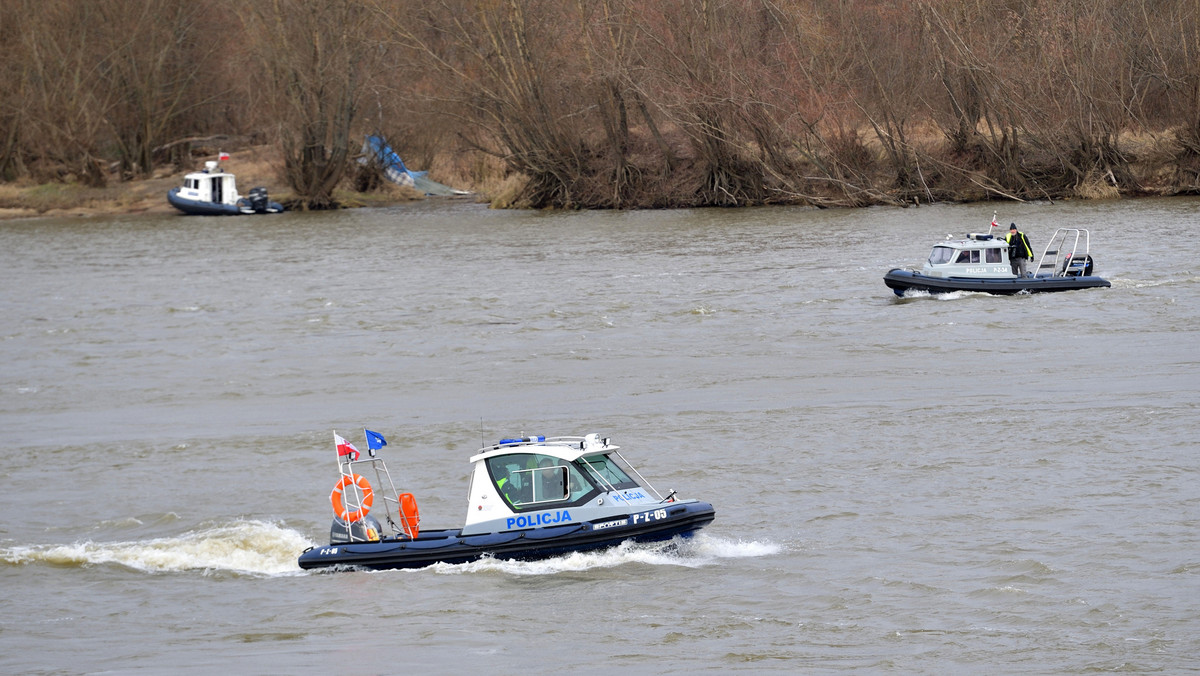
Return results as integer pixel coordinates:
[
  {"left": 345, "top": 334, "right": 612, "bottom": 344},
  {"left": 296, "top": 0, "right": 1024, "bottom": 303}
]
[
  {"left": 297, "top": 431, "right": 716, "bottom": 571},
  {"left": 167, "top": 154, "right": 283, "bottom": 216},
  {"left": 883, "top": 215, "right": 1111, "bottom": 296}
]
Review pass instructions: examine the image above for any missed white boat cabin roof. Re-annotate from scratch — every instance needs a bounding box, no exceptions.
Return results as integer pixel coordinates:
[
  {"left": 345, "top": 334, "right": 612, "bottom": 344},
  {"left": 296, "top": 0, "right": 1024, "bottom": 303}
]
[
  {"left": 937, "top": 232, "right": 1008, "bottom": 249},
  {"left": 177, "top": 161, "right": 241, "bottom": 205},
  {"left": 922, "top": 232, "right": 1015, "bottom": 279},
  {"left": 181, "top": 160, "right": 234, "bottom": 181},
  {"left": 469, "top": 434, "right": 618, "bottom": 464}
]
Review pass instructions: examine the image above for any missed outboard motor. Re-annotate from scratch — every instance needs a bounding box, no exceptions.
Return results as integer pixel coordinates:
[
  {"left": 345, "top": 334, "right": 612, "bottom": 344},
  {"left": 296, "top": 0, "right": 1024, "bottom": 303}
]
[
  {"left": 330, "top": 514, "right": 383, "bottom": 544},
  {"left": 248, "top": 186, "right": 270, "bottom": 213},
  {"left": 1064, "top": 254, "right": 1095, "bottom": 277}
]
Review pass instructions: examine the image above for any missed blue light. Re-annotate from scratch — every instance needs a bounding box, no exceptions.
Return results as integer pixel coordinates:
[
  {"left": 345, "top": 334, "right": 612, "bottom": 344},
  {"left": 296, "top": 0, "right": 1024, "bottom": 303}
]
[{"left": 499, "top": 435, "right": 545, "bottom": 445}]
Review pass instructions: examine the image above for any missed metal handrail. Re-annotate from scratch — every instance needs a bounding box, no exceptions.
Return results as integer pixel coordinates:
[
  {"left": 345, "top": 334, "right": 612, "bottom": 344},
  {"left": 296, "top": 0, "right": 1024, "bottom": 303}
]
[
  {"left": 1034, "top": 228, "right": 1092, "bottom": 278},
  {"left": 336, "top": 456, "right": 416, "bottom": 542}
]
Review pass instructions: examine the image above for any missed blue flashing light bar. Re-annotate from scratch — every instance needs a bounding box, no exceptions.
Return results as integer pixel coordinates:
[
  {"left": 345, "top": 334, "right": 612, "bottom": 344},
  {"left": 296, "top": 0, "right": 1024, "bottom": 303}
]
[{"left": 499, "top": 435, "right": 545, "bottom": 445}]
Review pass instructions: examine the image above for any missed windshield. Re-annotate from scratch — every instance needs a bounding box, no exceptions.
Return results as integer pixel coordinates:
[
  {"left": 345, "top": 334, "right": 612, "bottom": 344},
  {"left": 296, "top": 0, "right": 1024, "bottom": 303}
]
[
  {"left": 578, "top": 454, "right": 639, "bottom": 491},
  {"left": 928, "top": 246, "right": 954, "bottom": 265}
]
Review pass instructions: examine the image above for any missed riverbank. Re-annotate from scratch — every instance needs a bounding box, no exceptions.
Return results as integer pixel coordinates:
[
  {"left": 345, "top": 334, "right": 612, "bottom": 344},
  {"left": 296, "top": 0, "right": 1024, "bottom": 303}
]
[{"left": 3, "top": 136, "right": 1197, "bottom": 220}]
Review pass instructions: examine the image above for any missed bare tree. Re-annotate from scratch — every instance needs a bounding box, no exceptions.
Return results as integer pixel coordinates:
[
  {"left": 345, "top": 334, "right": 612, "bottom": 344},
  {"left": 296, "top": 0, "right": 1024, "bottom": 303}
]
[
  {"left": 99, "top": 0, "right": 229, "bottom": 178},
  {"left": 246, "top": 0, "right": 378, "bottom": 209},
  {"left": 0, "top": 0, "right": 25, "bottom": 181},
  {"left": 16, "top": 1, "right": 123, "bottom": 186}
]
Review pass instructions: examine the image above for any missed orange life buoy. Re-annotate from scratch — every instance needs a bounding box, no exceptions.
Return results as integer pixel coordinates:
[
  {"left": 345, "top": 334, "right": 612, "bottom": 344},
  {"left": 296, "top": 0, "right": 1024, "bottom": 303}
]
[
  {"left": 330, "top": 474, "right": 374, "bottom": 522},
  {"left": 399, "top": 492, "right": 421, "bottom": 539}
]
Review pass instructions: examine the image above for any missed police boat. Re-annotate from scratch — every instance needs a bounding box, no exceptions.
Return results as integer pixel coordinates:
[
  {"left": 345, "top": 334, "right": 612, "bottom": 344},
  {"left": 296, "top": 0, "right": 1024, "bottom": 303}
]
[
  {"left": 297, "top": 432, "right": 716, "bottom": 571},
  {"left": 884, "top": 222, "right": 1110, "bottom": 296},
  {"left": 167, "top": 155, "right": 283, "bottom": 216}
]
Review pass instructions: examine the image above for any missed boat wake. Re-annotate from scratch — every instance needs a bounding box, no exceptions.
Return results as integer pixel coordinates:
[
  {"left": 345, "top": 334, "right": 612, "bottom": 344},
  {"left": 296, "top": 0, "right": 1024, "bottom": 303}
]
[
  {"left": 1111, "top": 275, "right": 1200, "bottom": 289},
  {"left": 894, "top": 288, "right": 983, "bottom": 302},
  {"left": 0, "top": 520, "right": 314, "bottom": 577},
  {"left": 425, "top": 534, "right": 780, "bottom": 576},
  {"left": 3, "top": 525, "right": 778, "bottom": 578}
]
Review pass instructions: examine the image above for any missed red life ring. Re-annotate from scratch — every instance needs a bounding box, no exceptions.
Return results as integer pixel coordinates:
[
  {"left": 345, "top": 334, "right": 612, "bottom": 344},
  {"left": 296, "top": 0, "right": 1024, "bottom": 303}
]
[{"left": 330, "top": 474, "right": 374, "bottom": 522}]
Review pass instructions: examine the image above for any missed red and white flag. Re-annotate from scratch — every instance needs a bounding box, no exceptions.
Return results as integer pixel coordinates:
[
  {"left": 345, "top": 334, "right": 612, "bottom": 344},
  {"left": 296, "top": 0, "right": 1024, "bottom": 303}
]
[
  {"left": 990, "top": 214, "right": 998, "bottom": 230},
  {"left": 335, "top": 433, "right": 360, "bottom": 461},
  {"left": 218, "top": 151, "right": 230, "bottom": 162}
]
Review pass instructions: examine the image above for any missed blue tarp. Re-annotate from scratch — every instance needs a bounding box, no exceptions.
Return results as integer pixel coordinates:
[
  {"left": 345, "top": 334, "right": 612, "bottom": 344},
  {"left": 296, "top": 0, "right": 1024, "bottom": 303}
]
[{"left": 361, "top": 135, "right": 469, "bottom": 196}]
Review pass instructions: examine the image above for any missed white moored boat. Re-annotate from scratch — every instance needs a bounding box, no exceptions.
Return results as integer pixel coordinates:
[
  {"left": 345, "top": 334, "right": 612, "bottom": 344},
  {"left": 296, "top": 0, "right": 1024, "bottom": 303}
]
[{"left": 167, "top": 156, "right": 283, "bottom": 216}]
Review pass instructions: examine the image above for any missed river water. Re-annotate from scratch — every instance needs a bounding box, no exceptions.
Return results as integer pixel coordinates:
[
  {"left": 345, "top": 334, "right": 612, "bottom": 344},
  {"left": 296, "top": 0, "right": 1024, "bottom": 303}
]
[{"left": 1, "top": 196, "right": 1197, "bottom": 674}]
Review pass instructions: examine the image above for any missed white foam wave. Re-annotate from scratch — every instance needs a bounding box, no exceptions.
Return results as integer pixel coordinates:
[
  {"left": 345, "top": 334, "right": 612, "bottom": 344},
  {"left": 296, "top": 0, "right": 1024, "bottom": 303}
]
[
  {"left": 894, "top": 289, "right": 979, "bottom": 301},
  {"left": 1, "top": 520, "right": 314, "bottom": 576},
  {"left": 427, "top": 534, "right": 780, "bottom": 576},
  {"left": 2, "top": 528, "right": 778, "bottom": 578}
]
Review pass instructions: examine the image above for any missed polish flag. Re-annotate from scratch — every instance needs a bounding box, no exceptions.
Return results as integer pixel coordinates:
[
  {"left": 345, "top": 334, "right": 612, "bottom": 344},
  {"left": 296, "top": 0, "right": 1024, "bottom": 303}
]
[
  {"left": 218, "top": 151, "right": 230, "bottom": 162},
  {"left": 335, "top": 433, "right": 360, "bottom": 461}
]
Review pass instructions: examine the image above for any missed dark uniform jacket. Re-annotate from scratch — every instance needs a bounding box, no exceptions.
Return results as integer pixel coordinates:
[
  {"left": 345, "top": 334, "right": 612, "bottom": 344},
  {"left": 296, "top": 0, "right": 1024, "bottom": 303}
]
[{"left": 1007, "top": 230, "right": 1033, "bottom": 260}]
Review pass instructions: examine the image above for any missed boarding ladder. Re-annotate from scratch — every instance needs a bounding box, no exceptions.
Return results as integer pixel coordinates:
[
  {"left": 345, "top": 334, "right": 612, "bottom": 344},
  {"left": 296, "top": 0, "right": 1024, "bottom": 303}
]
[
  {"left": 335, "top": 454, "right": 419, "bottom": 542},
  {"left": 1033, "top": 228, "right": 1095, "bottom": 278}
]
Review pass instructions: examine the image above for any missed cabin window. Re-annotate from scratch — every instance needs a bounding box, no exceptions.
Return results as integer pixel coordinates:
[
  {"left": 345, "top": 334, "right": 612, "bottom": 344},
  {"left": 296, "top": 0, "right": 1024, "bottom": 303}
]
[
  {"left": 487, "top": 453, "right": 583, "bottom": 508},
  {"left": 928, "top": 246, "right": 954, "bottom": 265},
  {"left": 986, "top": 248, "right": 1002, "bottom": 263},
  {"left": 955, "top": 250, "right": 980, "bottom": 264}
]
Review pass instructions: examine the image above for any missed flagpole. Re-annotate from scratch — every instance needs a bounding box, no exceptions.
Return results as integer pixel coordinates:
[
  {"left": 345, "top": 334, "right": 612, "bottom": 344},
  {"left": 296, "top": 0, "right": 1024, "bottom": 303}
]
[{"left": 333, "top": 429, "right": 341, "bottom": 470}]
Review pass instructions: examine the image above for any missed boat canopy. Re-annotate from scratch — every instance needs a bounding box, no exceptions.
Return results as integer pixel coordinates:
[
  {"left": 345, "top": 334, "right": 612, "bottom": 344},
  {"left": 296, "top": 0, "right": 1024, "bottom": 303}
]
[
  {"left": 923, "top": 234, "right": 1014, "bottom": 279},
  {"left": 462, "top": 434, "right": 666, "bottom": 534},
  {"left": 176, "top": 161, "right": 240, "bottom": 205}
]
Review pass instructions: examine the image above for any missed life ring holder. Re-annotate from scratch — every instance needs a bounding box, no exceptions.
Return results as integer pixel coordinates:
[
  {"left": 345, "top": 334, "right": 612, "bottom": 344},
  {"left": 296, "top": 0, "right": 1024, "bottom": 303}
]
[{"left": 331, "top": 474, "right": 374, "bottom": 522}]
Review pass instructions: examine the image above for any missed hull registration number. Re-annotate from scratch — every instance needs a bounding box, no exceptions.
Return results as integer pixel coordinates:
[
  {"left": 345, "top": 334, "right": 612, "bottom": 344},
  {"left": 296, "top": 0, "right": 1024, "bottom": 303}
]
[{"left": 630, "top": 509, "right": 669, "bottom": 525}]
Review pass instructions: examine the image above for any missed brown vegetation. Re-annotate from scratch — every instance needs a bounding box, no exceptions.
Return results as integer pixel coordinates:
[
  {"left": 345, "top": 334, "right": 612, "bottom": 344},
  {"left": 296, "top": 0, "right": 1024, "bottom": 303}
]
[{"left": 2, "top": 0, "right": 1199, "bottom": 212}]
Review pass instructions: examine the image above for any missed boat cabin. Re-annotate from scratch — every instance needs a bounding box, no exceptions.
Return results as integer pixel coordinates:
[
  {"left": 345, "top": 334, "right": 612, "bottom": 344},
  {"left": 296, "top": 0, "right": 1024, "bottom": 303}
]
[
  {"left": 175, "top": 161, "right": 241, "bottom": 206},
  {"left": 463, "top": 434, "right": 663, "bottom": 535},
  {"left": 922, "top": 233, "right": 1017, "bottom": 279},
  {"left": 920, "top": 228, "right": 1098, "bottom": 281}
]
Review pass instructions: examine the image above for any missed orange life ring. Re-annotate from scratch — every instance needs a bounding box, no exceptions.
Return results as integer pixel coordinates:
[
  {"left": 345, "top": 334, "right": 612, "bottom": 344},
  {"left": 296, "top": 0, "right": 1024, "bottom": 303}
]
[{"left": 330, "top": 474, "right": 374, "bottom": 522}]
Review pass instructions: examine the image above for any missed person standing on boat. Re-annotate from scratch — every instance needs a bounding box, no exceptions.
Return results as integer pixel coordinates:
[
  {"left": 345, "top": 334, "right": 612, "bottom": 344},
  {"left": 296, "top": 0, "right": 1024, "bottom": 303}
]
[{"left": 1007, "top": 223, "right": 1034, "bottom": 277}]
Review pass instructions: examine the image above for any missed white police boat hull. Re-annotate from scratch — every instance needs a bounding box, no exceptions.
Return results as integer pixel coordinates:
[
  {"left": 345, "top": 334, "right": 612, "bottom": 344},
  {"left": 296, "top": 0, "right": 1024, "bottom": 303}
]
[{"left": 297, "top": 433, "right": 715, "bottom": 571}]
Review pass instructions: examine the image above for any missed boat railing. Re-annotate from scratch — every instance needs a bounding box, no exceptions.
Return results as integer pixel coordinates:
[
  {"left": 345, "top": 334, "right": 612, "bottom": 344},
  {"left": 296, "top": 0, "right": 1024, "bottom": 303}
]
[
  {"left": 337, "top": 456, "right": 415, "bottom": 542},
  {"left": 610, "top": 450, "right": 666, "bottom": 502},
  {"left": 1034, "top": 228, "right": 1092, "bottom": 278},
  {"left": 490, "top": 435, "right": 599, "bottom": 451}
]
